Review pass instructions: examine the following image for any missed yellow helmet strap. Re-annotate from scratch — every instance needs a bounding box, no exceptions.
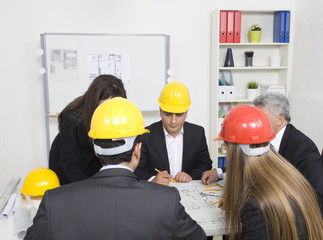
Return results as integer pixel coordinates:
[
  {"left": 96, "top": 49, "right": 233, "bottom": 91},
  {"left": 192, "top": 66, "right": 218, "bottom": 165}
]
[{"left": 93, "top": 136, "right": 137, "bottom": 156}]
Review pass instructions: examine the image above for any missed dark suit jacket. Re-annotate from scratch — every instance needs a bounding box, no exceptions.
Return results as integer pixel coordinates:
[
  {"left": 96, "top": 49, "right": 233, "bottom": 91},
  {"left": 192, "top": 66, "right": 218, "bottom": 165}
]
[
  {"left": 24, "top": 168, "right": 206, "bottom": 240},
  {"left": 279, "top": 124, "right": 323, "bottom": 211},
  {"left": 49, "top": 110, "right": 101, "bottom": 185},
  {"left": 135, "top": 121, "right": 212, "bottom": 180},
  {"left": 241, "top": 197, "right": 308, "bottom": 240}
]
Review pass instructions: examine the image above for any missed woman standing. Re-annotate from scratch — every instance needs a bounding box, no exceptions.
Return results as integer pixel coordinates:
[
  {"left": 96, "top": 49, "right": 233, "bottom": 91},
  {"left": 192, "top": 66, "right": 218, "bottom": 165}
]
[
  {"left": 49, "top": 75, "right": 127, "bottom": 185},
  {"left": 216, "top": 105, "right": 323, "bottom": 240}
]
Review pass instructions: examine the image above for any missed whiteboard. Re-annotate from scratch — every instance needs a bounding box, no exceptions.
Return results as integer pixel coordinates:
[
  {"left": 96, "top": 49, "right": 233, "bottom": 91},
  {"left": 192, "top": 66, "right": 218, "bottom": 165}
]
[{"left": 40, "top": 33, "right": 170, "bottom": 114}]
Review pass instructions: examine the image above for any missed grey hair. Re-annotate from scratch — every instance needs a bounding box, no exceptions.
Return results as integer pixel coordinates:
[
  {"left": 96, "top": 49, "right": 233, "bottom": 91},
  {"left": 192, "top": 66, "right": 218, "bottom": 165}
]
[{"left": 253, "top": 92, "right": 291, "bottom": 122}]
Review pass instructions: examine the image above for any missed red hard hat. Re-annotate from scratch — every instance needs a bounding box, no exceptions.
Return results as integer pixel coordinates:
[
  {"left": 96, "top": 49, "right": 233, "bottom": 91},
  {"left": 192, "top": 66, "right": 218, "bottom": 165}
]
[{"left": 215, "top": 105, "right": 275, "bottom": 144}]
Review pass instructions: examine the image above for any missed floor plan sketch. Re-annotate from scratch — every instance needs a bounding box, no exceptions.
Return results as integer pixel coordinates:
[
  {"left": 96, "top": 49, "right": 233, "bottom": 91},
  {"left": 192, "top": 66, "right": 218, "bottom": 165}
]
[
  {"left": 87, "top": 53, "right": 130, "bottom": 83},
  {"left": 169, "top": 180, "right": 227, "bottom": 236},
  {"left": 50, "top": 49, "right": 78, "bottom": 74}
]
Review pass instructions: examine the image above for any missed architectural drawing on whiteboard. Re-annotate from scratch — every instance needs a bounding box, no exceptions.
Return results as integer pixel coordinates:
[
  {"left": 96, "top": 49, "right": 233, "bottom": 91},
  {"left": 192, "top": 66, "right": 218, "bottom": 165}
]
[
  {"left": 87, "top": 53, "right": 130, "bottom": 84},
  {"left": 49, "top": 49, "right": 78, "bottom": 74}
]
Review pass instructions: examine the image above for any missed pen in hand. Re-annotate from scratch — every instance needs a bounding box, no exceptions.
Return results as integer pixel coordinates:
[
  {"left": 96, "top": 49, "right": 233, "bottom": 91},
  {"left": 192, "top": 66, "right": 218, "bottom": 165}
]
[{"left": 155, "top": 168, "right": 178, "bottom": 184}]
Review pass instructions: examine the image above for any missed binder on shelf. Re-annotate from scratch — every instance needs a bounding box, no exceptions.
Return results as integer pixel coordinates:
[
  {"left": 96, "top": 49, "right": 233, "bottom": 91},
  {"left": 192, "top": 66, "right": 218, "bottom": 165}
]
[
  {"left": 233, "top": 11, "right": 241, "bottom": 43},
  {"left": 219, "top": 11, "right": 227, "bottom": 43},
  {"left": 284, "top": 11, "right": 290, "bottom": 43},
  {"left": 273, "top": 11, "right": 285, "bottom": 42},
  {"left": 219, "top": 70, "right": 234, "bottom": 86},
  {"left": 226, "top": 11, "right": 234, "bottom": 43},
  {"left": 218, "top": 157, "right": 227, "bottom": 168}
]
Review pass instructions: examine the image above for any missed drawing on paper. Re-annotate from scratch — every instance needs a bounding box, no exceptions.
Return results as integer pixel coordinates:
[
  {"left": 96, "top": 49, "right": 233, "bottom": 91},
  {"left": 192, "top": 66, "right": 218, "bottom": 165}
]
[{"left": 169, "top": 181, "right": 226, "bottom": 231}]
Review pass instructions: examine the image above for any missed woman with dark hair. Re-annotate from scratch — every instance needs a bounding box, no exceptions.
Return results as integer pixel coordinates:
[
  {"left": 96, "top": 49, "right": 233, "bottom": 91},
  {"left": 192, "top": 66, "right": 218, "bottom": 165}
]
[
  {"left": 49, "top": 75, "right": 127, "bottom": 185},
  {"left": 216, "top": 105, "right": 323, "bottom": 240}
]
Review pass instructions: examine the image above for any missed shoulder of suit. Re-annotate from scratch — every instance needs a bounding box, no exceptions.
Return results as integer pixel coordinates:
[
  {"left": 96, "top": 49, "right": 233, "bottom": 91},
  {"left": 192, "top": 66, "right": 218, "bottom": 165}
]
[
  {"left": 288, "top": 124, "right": 310, "bottom": 140},
  {"left": 286, "top": 124, "right": 317, "bottom": 147},
  {"left": 146, "top": 121, "right": 163, "bottom": 132},
  {"left": 184, "top": 122, "right": 205, "bottom": 131}
]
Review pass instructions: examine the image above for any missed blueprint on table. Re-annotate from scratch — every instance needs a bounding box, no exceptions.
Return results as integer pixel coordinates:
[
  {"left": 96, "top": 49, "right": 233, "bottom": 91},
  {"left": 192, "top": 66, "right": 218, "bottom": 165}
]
[{"left": 169, "top": 180, "right": 227, "bottom": 236}]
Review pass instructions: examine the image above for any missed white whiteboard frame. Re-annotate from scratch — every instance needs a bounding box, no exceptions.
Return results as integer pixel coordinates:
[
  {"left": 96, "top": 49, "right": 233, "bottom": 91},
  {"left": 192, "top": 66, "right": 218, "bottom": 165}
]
[{"left": 40, "top": 33, "right": 170, "bottom": 157}]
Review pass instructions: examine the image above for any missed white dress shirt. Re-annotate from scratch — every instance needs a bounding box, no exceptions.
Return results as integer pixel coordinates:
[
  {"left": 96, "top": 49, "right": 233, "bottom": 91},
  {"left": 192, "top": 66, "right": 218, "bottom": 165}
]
[
  {"left": 271, "top": 125, "right": 286, "bottom": 152},
  {"left": 163, "top": 126, "right": 184, "bottom": 178}
]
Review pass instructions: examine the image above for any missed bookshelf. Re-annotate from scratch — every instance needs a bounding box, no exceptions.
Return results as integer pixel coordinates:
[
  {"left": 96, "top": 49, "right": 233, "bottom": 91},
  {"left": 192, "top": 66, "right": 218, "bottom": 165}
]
[{"left": 210, "top": 9, "right": 293, "bottom": 164}]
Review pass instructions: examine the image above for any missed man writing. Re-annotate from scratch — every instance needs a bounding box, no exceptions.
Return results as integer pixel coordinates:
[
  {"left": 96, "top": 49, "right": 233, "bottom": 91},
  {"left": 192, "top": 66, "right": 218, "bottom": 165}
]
[{"left": 135, "top": 81, "right": 213, "bottom": 185}]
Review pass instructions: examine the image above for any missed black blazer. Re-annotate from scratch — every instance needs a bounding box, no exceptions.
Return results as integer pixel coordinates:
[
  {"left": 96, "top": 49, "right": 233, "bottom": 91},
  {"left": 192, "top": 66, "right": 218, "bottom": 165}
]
[
  {"left": 24, "top": 168, "right": 206, "bottom": 240},
  {"left": 241, "top": 197, "right": 308, "bottom": 240},
  {"left": 135, "top": 121, "right": 212, "bottom": 180},
  {"left": 49, "top": 110, "right": 101, "bottom": 185},
  {"left": 279, "top": 124, "right": 323, "bottom": 211}
]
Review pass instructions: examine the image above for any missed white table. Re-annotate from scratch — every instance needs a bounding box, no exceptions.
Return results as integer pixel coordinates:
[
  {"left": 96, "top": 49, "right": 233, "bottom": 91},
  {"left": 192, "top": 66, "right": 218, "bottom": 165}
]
[
  {"left": 0, "top": 196, "right": 32, "bottom": 240},
  {"left": 0, "top": 209, "right": 19, "bottom": 240},
  {"left": 169, "top": 180, "right": 227, "bottom": 236}
]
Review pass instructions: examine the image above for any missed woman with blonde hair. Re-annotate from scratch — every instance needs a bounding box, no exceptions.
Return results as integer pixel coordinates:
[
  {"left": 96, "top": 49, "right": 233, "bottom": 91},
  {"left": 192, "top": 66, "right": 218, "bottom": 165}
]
[{"left": 216, "top": 105, "right": 323, "bottom": 240}]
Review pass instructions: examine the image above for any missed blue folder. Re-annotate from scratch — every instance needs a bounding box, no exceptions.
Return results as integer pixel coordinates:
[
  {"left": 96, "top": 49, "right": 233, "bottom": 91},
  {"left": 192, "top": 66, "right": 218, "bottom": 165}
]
[
  {"left": 218, "top": 157, "right": 223, "bottom": 168},
  {"left": 273, "top": 11, "right": 285, "bottom": 42},
  {"left": 284, "top": 11, "right": 290, "bottom": 43},
  {"left": 218, "top": 157, "right": 227, "bottom": 168}
]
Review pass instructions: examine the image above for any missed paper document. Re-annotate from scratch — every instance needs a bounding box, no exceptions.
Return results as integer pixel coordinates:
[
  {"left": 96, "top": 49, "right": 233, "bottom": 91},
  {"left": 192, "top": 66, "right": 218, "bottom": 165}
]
[{"left": 169, "top": 180, "right": 227, "bottom": 236}]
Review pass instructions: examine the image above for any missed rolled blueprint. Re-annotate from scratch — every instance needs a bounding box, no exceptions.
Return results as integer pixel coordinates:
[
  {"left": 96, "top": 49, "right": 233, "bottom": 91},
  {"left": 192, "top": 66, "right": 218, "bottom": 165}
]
[
  {"left": 13, "top": 205, "right": 30, "bottom": 240},
  {"left": 0, "top": 177, "right": 21, "bottom": 214},
  {"left": 1, "top": 193, "right": 17, "bottom": 219}
]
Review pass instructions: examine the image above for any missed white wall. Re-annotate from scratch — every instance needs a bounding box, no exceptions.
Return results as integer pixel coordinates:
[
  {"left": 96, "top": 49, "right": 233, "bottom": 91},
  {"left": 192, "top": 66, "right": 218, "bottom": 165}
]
[
  {"left": 0, "top": 0, "right": 295, "bottom": 189},
  {"left": 290, "top": 0, "right": 323, "bottom": 153}
]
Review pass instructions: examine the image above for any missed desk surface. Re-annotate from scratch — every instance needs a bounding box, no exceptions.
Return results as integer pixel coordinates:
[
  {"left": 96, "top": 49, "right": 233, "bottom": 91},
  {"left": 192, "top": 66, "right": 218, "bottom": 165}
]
[
  {"left": 169, "top": 180, "right": 227, "bottom": 236},
  {"left": 0, "top": 217, "right": 15, "bottom": 239}
]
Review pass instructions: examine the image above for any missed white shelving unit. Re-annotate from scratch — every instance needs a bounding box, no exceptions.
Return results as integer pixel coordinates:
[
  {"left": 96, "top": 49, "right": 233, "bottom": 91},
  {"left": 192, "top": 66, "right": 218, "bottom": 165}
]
[{"left": 210, "top": 9, "right": 293, "bottom": 164}]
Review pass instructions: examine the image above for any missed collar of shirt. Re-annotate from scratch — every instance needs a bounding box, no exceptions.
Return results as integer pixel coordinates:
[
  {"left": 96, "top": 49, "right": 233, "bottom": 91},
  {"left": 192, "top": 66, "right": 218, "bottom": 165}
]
[
  {"left": 162, "top": 125, "right": 184, "bottom": 177},
  {"left": 271, "top": 125, "right": 286, "bottom": 152},
  {"left": 162, "top": 125, "right": 184, "bottom": 138},
  {"left": 100, "top": 165, "right": 133, "bottom": 172}
]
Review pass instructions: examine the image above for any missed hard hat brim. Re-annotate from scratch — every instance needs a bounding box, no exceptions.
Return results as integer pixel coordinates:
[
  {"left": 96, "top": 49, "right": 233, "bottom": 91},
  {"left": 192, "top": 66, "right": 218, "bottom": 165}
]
[{"left": 213, "top": 136, "right": 223, "bottom": 141}]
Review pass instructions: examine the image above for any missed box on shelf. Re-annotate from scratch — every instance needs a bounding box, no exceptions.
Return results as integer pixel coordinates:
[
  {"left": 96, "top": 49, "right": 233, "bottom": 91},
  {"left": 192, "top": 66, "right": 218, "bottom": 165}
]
[
  {"left": 218, "top": 86, "right": 227, "bottom": 101},
  {"left": 226, "top": 86, "right": 235, "bottom": 100},
  {"left": 218, "top": 86, "right": 235, "bottom": 101},
  {"left": 260, "top": 84, "right": 286, "bottom": 96}
]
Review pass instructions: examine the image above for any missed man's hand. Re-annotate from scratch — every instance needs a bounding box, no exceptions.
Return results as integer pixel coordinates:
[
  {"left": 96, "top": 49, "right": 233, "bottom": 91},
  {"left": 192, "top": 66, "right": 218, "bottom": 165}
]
[
  {"left": 174, "top": 172, "right": 192, "bottom": 183},
  {"left": 152, "top": 171, "right": 171, "bottom": 186},
  {"left": 201, "top": 169, "right": 218, "bottom": 185}
]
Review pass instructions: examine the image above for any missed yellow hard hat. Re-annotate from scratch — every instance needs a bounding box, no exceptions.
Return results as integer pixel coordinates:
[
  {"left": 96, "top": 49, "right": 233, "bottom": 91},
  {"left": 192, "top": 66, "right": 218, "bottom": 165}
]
[
  {"left": 21, "top": 168, "right": 60, "bottom": 196},
  {"left": 88, "top": 97, "right": 149, "bottom": 139},
  {"left": 158, "top": 81, "right": 191, "bottom": 113}
]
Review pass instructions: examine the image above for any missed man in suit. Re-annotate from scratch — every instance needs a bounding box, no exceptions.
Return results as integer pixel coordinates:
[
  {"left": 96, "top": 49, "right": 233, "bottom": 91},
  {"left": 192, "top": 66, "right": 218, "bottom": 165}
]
[
  {"left": 253, "top": 92, "right": 323, "bottom": 213},
  {"left": 134, "top": 82, "right": 213, "bottom": 185},
  {"left": 24, "top": 97, "right": 206, "bottom": 240}
]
